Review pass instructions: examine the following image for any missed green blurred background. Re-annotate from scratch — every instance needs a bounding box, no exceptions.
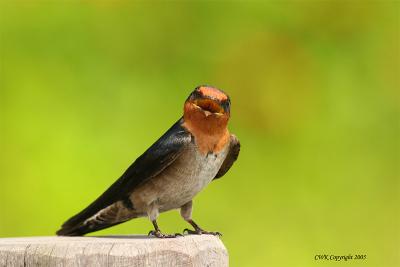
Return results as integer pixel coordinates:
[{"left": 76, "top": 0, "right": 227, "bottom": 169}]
[{"left": 0, "top": 1, "right": 399, "bottom": 266}]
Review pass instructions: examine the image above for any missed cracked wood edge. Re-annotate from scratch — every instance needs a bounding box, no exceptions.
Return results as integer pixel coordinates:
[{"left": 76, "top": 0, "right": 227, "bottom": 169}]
[{"left": 0, "top": 235, "right": 228, "bottom": 267}]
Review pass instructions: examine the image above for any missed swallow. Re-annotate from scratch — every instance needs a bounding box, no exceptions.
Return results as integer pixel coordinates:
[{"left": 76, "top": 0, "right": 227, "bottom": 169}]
[{"left": 56, "top": 85, "right": 240, "bottom": 238}]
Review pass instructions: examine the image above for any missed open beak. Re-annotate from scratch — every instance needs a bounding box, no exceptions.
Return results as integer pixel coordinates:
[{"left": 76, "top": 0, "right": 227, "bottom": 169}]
[{"left": 193, "top": 98, "right": 224, "bottom": 115}]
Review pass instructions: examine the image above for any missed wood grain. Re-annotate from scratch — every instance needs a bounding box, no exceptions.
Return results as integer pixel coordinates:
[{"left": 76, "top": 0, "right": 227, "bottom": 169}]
[{"left": 0, "top": 235, "right": 228, "bottom": 267}]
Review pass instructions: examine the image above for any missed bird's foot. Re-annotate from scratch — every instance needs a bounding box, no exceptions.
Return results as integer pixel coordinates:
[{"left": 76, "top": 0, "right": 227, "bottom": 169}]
[
  {"left": 148, "top": 230, "right": 182, "bottom": 238},
  {"left": 183, "top": 228, "right": 222, "bottom": 236}
]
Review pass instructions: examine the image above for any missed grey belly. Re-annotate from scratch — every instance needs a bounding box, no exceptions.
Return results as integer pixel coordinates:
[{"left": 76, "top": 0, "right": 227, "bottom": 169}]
[{"left": 129, "top": 143, "right": 229, "bottom": 214}]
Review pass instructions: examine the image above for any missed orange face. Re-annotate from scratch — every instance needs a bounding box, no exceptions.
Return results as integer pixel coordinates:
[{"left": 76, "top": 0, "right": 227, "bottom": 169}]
[
  {"left": 197, "top": 86, "right": 228, "bottom": 102},
  {"left": 185, "top": 85, "right": 230, "bottom": 115},
  {"left": 183, "top": 86, "right": 231, "bottom": 154},
  {"left": 192, "top": 98, "right": 224, "bottom": 114}
]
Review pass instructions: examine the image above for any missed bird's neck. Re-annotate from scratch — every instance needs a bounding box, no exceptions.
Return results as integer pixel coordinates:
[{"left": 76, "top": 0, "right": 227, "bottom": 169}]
[{"left": 183, "top": 102, "right": 230, "bottom": 155}]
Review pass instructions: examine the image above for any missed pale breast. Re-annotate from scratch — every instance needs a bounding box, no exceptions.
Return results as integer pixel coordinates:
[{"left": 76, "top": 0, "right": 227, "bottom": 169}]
[{"left": 130, "top": 141, "right": 229, "bottom": 213}]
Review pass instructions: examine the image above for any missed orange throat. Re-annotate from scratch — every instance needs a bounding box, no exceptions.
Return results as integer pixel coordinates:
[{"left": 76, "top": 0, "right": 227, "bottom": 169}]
[{"left": 183, "top": 102, "right": 230, "bottom": 155}]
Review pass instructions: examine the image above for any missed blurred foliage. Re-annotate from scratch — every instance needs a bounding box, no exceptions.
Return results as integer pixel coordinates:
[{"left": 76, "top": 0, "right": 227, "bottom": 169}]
[{"left": 0, "top": 1, "right": 399, "bottom": 266}]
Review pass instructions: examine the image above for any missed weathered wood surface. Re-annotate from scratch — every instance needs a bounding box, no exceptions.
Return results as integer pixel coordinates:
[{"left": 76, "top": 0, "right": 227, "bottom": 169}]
[{"left": 0, "top": 235, "right": 228, "bottom": 267}]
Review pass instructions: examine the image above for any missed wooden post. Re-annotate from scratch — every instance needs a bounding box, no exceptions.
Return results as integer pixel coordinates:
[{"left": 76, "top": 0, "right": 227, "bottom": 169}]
[{"left": 0, "top": 235, "right": 228, "bottom": 267}]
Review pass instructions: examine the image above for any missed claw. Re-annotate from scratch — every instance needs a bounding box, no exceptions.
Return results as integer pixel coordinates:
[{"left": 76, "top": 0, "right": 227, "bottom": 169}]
[
  {"left": 183, "top": 228, "right": 222, "bottom": 236},
  {"left": 148, "top": 230, "right": 182, "bottom": 238},
  {"left": 184, "top": 219, "right": 222, "bottom": 236},
  {"left": 149, "top": 220, "right": 182, "bottom": 238}
]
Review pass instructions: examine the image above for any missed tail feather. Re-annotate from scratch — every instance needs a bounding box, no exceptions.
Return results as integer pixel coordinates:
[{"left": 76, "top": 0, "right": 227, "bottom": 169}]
[
  {"left": 57, "top": 171, "right": 137, "bottom": 234},
  {"left": 56, "top": 221, "right": 125, "bottom": 236},
  {"left": 56, "top": 201, "right": 137, "bottom": 236},
  {"left": 56, "top": 223, "right": 91, "bottom": 236}
]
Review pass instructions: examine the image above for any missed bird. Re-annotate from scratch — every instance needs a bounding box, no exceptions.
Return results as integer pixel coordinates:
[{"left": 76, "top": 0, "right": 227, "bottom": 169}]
[{"left": 56, "top": 85, "right": 240, "bottom": 238}]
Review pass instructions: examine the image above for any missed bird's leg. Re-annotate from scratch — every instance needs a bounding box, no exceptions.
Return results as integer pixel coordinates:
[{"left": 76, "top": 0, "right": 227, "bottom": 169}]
[
  {"left": 148, "top": 220, "right": 181, "bottom": 238},
  {"left": 180, "top": 201, "right": 222, "bottom": 236},
  {"left": 147, "top": 201, "right": 181, "bottom": 238},
  {"left": 184, "top": 219, "right": 222, "bottom": 236}
]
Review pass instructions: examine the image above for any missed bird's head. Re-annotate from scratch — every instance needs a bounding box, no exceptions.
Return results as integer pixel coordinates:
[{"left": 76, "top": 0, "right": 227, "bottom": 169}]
[
  {"left": 183, "top": 86, "right": 231, "bottom": 134},
  {"left": 185, "top": 86, "right": 230, "bottom": 116}
]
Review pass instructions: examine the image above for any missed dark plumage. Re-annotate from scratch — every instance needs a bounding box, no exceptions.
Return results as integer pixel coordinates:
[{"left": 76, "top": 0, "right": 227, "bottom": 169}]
[{"left": 57, "top": 86, "right": 240, "bottom": 237}]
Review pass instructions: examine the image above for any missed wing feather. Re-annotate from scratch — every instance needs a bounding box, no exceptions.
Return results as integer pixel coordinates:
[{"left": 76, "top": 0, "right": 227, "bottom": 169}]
[
  {"left": 214, "top": 134, "right": 240, "bottom": 180},
  {"left": 57, "top": 118, "right": 192, "bottom": 235}
]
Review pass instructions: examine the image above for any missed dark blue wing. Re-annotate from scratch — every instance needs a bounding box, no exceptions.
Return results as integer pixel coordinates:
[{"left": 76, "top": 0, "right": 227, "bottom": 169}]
[
  {"left": 214, "top": 134, "right": 240, "bottom": 180},
  {"left": 57, "top": 118, "right": 192, "bottom": 235}
]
